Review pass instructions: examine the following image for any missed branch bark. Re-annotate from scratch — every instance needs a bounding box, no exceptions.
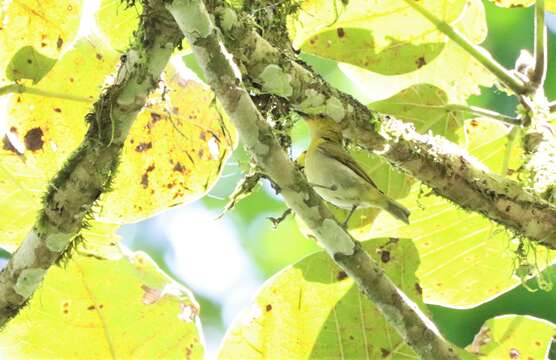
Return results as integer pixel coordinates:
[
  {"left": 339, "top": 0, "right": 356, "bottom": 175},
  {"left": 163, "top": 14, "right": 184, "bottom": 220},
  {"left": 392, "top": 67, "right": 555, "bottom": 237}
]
[
  {"left": 0, "top": 1, "right": 183, "bottom": 325},
  {"left": 205, "top": 0, "right": 556, "bottom": 250},
  {"left": 165, "top": 1, "right": 460, "bottom": 358},
  {"left": 522, "top": 94, "right": 556, "bottom": 202}
]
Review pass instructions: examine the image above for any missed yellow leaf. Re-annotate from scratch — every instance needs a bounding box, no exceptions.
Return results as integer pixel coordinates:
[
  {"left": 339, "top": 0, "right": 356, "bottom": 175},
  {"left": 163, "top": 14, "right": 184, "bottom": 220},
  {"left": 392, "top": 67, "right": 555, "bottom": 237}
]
[
  {"left": 0, "top": 0, "right": 82, "bottom": 84},
  {"left": 0, "top": 249, "right": 204, "bottom": 359},
  {"left": 99, "top": 63, "right": 237, "bottom": 223}
]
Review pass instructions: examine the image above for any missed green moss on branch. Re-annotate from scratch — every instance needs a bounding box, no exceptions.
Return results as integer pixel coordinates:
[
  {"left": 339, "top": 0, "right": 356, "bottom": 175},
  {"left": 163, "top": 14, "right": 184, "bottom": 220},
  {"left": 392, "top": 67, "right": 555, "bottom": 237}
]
[{"left": 0, "top": 0, "right": 183, "bottom": 326}]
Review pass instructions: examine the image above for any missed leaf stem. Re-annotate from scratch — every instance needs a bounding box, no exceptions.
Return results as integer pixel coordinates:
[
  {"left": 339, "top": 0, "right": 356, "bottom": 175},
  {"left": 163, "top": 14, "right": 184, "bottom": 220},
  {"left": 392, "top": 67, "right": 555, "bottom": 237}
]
[
  {"left": 0, "top": 83, "right": 91, "bottom": 103},
  {"left": 531, "top": 0, "right": 547, "bottom": 88},
  {"left": 402, "top": 0, "right": 528, "bottom": 95},
  {"left": 400, "top": 103, "right": 521, "bottom": 126},
  {"left": 501, "top": 126, "right": 520, "bottom": 176}
]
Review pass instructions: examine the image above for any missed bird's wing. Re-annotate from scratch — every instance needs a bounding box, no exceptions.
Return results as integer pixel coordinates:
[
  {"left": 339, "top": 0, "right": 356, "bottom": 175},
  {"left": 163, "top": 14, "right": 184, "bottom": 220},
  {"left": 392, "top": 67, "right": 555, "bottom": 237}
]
[{"left": 317, "top": 141, "right": 384, "bottom": 193}]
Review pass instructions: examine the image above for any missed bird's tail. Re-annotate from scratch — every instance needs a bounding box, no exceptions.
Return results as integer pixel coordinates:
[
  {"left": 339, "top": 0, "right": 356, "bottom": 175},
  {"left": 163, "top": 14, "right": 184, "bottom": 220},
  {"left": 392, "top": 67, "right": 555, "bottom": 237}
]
[{"left": 385, "top": 199, "right": 410, "bottom": 224}]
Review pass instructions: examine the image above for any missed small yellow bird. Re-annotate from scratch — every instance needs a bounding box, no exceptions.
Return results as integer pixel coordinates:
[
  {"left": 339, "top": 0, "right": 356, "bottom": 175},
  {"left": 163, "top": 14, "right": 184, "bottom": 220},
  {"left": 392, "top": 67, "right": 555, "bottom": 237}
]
[{"left": 304, "top": 117, "right": 410, "bottom": 225}]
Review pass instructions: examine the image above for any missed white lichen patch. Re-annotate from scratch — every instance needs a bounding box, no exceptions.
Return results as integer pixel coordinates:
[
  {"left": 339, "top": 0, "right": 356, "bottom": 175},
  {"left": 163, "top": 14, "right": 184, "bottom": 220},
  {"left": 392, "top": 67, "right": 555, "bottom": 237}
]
[
  {"left": 230, "top": 93, "right": 263, "bottom": 146},
  {"left": 12, "top": 231, "right": 40, "bottom": 270},
  {"left": 299, "top": 89, "right": 325, "bottom": 110},
  {"left": 325, "top": 97, "right": 346, "bottom": 122},
  {"left": 259, "top": 64, "right": 293, "bottom": 98},
  {"left": 15, "top": 268, "right": 46, "bottom": 298},
  {"left": 45, "top": 232, "right": 72, "bottom": 252},
  {"left": 319, "top": 219, "right": 355, "bottom": 256},
  {"left": 252, "top": 142, "right": 270, "bottom": 156},
  {"left": 218, "top": 6, "right": 237, "bottom": 32},
  {"left": 167, "top": 0, "right": 214, "bottom": 40}
]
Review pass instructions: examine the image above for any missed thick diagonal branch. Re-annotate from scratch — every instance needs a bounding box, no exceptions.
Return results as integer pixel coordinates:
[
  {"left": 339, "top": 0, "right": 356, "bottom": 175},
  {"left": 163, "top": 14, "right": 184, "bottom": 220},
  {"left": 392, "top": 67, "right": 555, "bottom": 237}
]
[
  {"left": 205, "top": 1, "right": 556, "bottom": 250},
  {"left": 165, "top": 1, "right": 460, "bottom": 359},
  {"left": 0, "top": 1, "right": 183, "bottom": 325}
]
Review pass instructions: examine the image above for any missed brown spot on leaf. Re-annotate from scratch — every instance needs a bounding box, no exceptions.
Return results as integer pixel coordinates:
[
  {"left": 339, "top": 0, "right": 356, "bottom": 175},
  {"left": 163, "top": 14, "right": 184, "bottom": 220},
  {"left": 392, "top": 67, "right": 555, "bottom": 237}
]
[
  {"left": 415, "top": 283, "right": 422, "bottom": 295},
  {"left": 265, "top": 304, "right": 272, "bottom": 312},
  {"left": 415, "top": 56, "right": 426, "bottom": 68},
  {"left": 337, "top": 271, "right": 348, "bottom": 281},
  {"left": 198, "top": 149, "right": 204, "bottom": 158},
  {"left": 135, "top": 142, "right": 152, "bottom": 152},
  {"left": 337, "top": 27, "right": 345, "bottom": 38},
  {"left": 174, "top": 162, "right": 186, "bottom": 174},
  {"left": 470, "top": 119, "right": 479, "bottom": 127},
  {"left": 141, "top": 164, "right": 155, "bottom": 189},
  {"left": 381, "top": 348, "right": 390, "bottom": 357},
  {"left": 199, "top": 131, "right": 206, "bottom": 141},
  {"left": 150, "top": 112, "right": 162, "bottom": 123},
  {"left": 57, "top": 36, "right": 64, "bottom": 49},
  {"left": 24, "top": 128, "right": 44, "bottom": 151},
  {"left": 87, "top": 305, "right": 96, "bottom": 310},
  {"left": 380, "top": 250, "right": 390, "bottom": 263},
  {"left": 141, "top": 173, "right": 149, "bottom": 188},
  {"left": 53, "top": 107, "right": 62, "bottom": 113},
  {"left": 96, "top": 53, "right": 103, "bottom": 60}
]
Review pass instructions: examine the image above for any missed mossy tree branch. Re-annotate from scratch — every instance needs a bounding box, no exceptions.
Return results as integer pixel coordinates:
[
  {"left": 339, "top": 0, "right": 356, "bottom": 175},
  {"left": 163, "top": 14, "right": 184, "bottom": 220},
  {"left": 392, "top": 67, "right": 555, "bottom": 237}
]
[
  {"left": 0, "top": 0, "right": 183, "bottom": 326},
  {"left": 522, "top": 94, "right": 556, "bottom": 202},
  {"left": 205, "top": 0, "right": 556, "bottom": 250},
  {"left": 165, "top": 1, "right": 460, "bottom": 359}
]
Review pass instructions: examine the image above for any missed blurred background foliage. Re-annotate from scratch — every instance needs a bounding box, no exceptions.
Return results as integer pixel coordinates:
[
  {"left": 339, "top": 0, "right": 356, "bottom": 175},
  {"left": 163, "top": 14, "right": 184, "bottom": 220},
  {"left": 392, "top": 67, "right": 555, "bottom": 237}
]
[{"left": 111, "top": 2, "right": 556, "bottom": 357}]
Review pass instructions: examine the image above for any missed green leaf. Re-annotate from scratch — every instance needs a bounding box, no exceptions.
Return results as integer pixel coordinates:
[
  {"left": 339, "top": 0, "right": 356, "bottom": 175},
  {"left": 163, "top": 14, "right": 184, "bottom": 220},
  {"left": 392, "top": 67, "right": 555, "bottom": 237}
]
[
  {"left": 466, "top": 315, "right": 555, "bottom": 358},
  {"left": 368, "top": 84, "right": 464, "bottom": 142},
  {"left": 290, "top": 0, "right": 466, "bottom": 50},
  {"left": 486, "top": 0, "right": 535, "bottom": 7},
  {"left": 339, "top": 0, "right": 495, "bottom": 104},
  {"left": 302, "top": 27, "right": 444, "bottom": 75},
  {"left": 365, "top": 119, "right": 552, "bottom": 308},
  {"left": 218, "top": 238, "right": 428, "bottom": 359},
  {"left": 183, "top": 53, "right": 207, "bottom": 83},
  {"left": 96, "top": 0, "right": 141, "bottom": 51},
  {"left": 5, "top": 46, "right": 57, "bottom": 84},
  {"left": 0, "top": 248, "right": 204, "bottom": 359},
  {"left": 0, "top": 0, "right": 82, "bottom": 84}
]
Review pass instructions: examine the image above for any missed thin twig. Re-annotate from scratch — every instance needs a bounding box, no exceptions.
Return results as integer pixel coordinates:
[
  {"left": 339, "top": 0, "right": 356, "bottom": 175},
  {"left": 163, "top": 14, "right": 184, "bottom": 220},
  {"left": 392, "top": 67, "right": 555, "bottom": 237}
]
[
  {"left": 388, "top": 103, "right": 521, "bottom": 126},
  {"left": 0, "top": 83, "right": 91, "bottom": 102},
  {"left": 402, "top": 0, "right": 528, "bottom": 95},
  {"left": 531, "top": 0, "right": 547, "bottom": 88}
]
